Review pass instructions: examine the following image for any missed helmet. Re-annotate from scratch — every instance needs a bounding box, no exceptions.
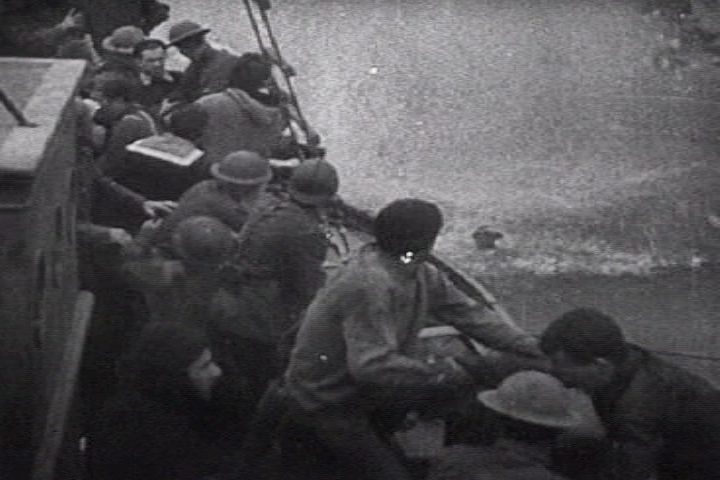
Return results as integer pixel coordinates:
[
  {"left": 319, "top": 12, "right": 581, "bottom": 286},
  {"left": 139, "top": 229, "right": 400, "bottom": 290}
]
[
  {"left": 374, "top": 198, "right": 443, "bottom": 256},
  {"left": 288, "top": 159, "right": 339, "bottom": 206},
  {"left": 210, "top": 151, "right": 272, "bottom": 186},
  {"left": 172, "top": 216, "right": 237, "bottom": 264},
  {"left": 102, "top": 26, "right": 145, "bottom": 55},
  {"left": 477, "top": 370, "right": 584, "bottom": 429},
  {"left": 168, "top": 20, "right": 210, "bottom": 46}
]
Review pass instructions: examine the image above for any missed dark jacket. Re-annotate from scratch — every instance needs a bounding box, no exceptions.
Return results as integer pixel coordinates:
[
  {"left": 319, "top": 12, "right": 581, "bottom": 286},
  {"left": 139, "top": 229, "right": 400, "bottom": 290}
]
[
  {"left": 283, "top": 244, "right": 537, "bottom": 412},
  {"left": 119, "top": 132, "right": 206, "bottom": 200},
  {"left": 90, "top": 390, "right": 225, "bottom": 480},
  {"left": 136, "top": 70, "right": 182, "bottom": 114},
  {"left": 196, "top": 87, "right": 285, "bottom": 164},
  {"left": 592, "top": 345, "right": 720, "bottom": 480},
  {"left": 170, "top": 46, "right": 241, "bottom": 103},
  {"left": 75, "top": 0, "right": 169, "bottom": 46},
  {"left": 212, "top": 198, "right": 328, "bottom": 344},
  {"left": 122, "top": 255, "right": 221, "bottom": 328},
  {"left": 429, "top": 442, "right": 569, "bottom": 480},
  {"left": 89, "top": 327, "right": 230, "bottom": 480},
  {"left": 150, "top": 180, "right": 272, "bottom": 253},
  {"left": 96, "top": 103, "right": 159, "bottom": 175},
  {"left": 90, "top": 174, "right": 148, "bottom": 230}
]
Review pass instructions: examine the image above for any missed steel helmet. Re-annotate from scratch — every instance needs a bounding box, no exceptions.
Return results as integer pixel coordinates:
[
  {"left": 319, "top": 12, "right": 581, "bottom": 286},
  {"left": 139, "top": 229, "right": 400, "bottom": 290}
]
[
  {"left": 172, "top": 216, "right": 237, "bottom": 264},
  {"left": 168, "top": 20, "right": 211, "bottom": 46},
  {"left": 210, "top": 151, "right": 272, "bottom": 186},
  {"left": 288, "top": 159, "right": 339, "bottom": 206},
  {"left": 102, "top": 26, "right": 145, "bottom": 55},
  {"left": 477, "top": 370, "right": 585, "bottom": 429}
]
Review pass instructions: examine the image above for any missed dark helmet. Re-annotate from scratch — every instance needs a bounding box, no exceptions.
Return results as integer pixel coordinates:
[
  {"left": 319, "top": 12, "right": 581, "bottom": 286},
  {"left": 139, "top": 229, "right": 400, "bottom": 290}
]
[
  {"left": 210, "top": 151, "right": 272, "bottom": 186},
  {"left": 168, "top": 20, "right": 210, "bottom": 46},
  {"left": 288, "top": 159, "right": 339, "bottom": 206},
  {"left": 172, "top": 216, "right": 237, "bottom": 264},
  {"left": 374, "top": 198, "right": 443, "bottom": 257}
]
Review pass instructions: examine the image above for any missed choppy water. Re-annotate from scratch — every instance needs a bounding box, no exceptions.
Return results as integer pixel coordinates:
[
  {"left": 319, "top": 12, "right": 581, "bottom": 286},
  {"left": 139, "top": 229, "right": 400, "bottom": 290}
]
[{"left": 160, "top": 0, "right": 720, "bottom": 277}]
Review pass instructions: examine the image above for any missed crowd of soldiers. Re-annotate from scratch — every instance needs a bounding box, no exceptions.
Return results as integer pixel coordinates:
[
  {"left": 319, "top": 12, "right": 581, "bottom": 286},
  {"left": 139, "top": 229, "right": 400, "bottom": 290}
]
[{"left": 5, "top": 2, "right": 720, "bottom": 479}]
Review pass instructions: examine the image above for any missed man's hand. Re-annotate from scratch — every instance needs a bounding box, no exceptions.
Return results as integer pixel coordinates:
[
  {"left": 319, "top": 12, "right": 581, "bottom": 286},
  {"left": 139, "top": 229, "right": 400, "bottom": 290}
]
[
  {"left": 134, "top": 218, "right": 163, "bottom": 249},
  {"left": 708, "top": 214, "right": 720, "bottom": 229},
  {"left": 263, "top": 47, "right": 296, "bottom": 77},
  {"left": 513, "top": 336, "right": 545, "bottom": 358},
  {"left": 305, "top": 126, "right": 321, "bottom": 147},
  {"left": 143, "top": 200, "right": 177, "bottom": 218},
  {"left": 108, "top": 228, "right": 134, "bottom": 248},
  {"left": 58, "top": 8, "right": 85, "bottom": 31}
]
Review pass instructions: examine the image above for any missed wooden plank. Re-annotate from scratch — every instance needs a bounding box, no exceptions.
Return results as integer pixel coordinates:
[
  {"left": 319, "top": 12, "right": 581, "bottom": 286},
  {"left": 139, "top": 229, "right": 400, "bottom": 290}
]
[{"left": 31, "top": 291, "right": 94, "bottom": 480}]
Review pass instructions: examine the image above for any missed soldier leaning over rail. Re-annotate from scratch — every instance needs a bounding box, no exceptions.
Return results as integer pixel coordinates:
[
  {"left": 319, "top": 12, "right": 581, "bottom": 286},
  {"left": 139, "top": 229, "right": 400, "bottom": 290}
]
[
  {"left": 165, "top": 21, "right": 242, "bottom": 105},
  {"left": 540, "top": 308, "right": 720, "bottom": 480}
]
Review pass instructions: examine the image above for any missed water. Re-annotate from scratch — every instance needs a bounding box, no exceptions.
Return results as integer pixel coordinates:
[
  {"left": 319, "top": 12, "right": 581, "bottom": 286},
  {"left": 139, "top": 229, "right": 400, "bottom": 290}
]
[{"left": 161, "top": 0, "right": 720, "bottom": 380}]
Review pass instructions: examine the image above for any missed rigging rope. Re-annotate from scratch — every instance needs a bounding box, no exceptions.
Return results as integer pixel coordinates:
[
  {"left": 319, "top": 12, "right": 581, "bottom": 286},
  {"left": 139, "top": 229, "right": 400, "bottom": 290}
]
[
  {"left": 652, "top": 349, "right": 720, "bottom": 363},
  {"left": 235, "top": 1, "right": 720, "bottom": 368},
  {"left": 240, "top": 0, "right": 313, "bottom": 160},
  {"left": 255, "top": 5, "right": 311, "bottom": 133}
]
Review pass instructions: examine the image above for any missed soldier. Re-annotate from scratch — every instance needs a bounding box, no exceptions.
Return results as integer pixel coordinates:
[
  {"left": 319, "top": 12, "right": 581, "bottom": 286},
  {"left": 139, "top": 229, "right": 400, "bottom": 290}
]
[
  {"left": 195, "top": 53, "right": 286, "bottom": 165},
  {"left": 429, "top": 371, "right": 600, "bottom": 480},
  {"left": 540, "top": 308, "right": 720, "bottom": 480},
  {"left": 132, "top": 39, "right": 183, "bottom": 115},
  {"left": 278, "top": 198, "right": 542, "bottom": 480},
  {"left": 165, "top": 21, "right": 242, "bottom": 104},
  {"left": 122, "top": 103, "right": 209, "bottom": 201},
  {"left": 89, "top": 322, "right": 227, "bottom": 480},
  {"left": 150, "top": 150, "right": 273, "bottom": 254},
  {"left": 122, "top": 216, "right": 238, "bottom": 328},
  {"left": 98, "top": 25, "right": 146, "bottom": 77},
  {"left": 75, "top": 0, "right": 169, "bottom": 48},
  {"left": 210, "top": 159, "right": 339, "bottom": 406}
]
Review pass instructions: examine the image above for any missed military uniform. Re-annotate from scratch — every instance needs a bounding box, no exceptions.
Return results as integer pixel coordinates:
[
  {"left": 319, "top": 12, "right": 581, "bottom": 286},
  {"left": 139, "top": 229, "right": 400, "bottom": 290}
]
[{"left": 211, "top": 197, "right": 330, "bottom": 404}]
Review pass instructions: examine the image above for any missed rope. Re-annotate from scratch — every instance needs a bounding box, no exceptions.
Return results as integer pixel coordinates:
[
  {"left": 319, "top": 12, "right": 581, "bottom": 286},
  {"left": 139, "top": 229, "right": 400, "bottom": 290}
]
[
  {"left": 256, "top": 6, "right": 311, "bottom": 132},
  {"left": 240, "top": 0, "right": 308, "bottom": 161},
  {"left": 652, "top": 349, "right": 720, "bottom": 363},
  {"left": 241, "top": 0, "right": 268, "bottom": 52}
]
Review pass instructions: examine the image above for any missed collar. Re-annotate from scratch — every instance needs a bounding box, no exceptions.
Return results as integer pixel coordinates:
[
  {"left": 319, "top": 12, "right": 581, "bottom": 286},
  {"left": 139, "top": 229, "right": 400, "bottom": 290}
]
[
  {"left": 368, "top": 244, "right": 422, "bottom": 279},
  {"left": 139, "top": 71, "right": 176, "bottom": 86},
  {"left": 195, "top": 44, "right": 219, "bottom": 66}
]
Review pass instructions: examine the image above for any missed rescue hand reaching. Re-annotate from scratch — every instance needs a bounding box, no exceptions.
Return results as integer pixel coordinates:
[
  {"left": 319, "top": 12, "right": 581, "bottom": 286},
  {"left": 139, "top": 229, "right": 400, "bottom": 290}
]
[{"left": 143, "top": 200, "right": 177, "bottom": 218}]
